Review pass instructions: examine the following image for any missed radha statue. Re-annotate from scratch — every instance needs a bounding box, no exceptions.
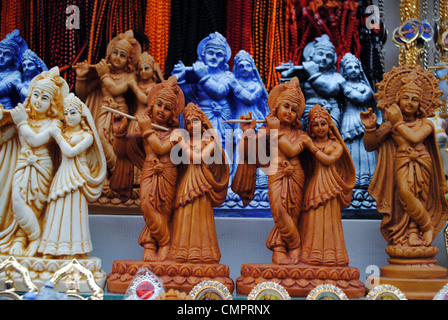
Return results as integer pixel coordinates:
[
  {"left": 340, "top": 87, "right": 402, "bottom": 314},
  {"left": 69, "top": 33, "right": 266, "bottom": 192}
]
[
  {"left": 16, "top": 49, "right": 48, "bottom": 103},
  {"left": 38, "top": 93, "right": 106, "bottom": 258},
  {"left": 339, "top": 53, "right": 377, "bottom": 208}
]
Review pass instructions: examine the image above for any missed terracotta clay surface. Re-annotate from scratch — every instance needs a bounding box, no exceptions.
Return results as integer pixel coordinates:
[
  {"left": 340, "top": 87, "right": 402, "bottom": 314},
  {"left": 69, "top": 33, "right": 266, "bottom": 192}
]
[{"left": 362, "top": 65, "right": 448, "bottom": 299}]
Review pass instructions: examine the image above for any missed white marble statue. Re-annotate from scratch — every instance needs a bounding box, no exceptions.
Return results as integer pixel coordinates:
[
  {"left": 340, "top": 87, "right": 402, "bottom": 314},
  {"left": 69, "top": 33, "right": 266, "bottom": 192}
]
[{"left": 38, "top": 93, "right": 106, "bottom": 258}]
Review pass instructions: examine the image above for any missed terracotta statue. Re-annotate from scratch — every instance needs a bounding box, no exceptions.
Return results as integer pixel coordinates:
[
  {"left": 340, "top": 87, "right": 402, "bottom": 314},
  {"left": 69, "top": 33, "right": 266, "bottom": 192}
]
[
  {"left": 16, "top": 49, "right": 48, "bottom": 103},
  {"left": 339, "top": 53, "right": 377, "bottom": 208},
  {"left": 232, "top": 77, "right": 308, "bottom": 265},
  {"left": 129, "top": 51, "right": 164, "bottom": 120},
  {"left": 362, "top": 66, "right": 448, "bottom": 252},
  {"left": 112, "top": 76, "right": 184, "bottom": 261},
  {"left": 38, "top": 93, "right": 106, "bottom": 258},
  {"left": 74, "top": 30, "right": 141, "bottom": 172},
  {"left": 234, "top": 78, "right": 365, "bottom": 298},
  {"left": 169, "top": 102, "right": 229, "bottom": 263},
  {"left": 125, "top": 52, "right": 164, "bottom": 197},
  {"left": 277, "top": 34, "right": 345, "bottom": 130},
  {"left": 8, "top": 67, "right": 68, "bottom": 257},
  {"left": 300, "top": 104, "right": 356, "bottom": 265},
  {"left": 107, "top": 94, "right": 234, "bottom": 294}
]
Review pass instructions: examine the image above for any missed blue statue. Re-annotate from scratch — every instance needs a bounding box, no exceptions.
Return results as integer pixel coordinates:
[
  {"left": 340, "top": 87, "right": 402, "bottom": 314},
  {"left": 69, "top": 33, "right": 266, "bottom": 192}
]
[
  {"left": 339, "top": 53, "right": 378, "bottom": 209},
  {"left": 172, "top": 32, "right": 235, "bottom": 160},
  {"left": 277, "top": 34, "right": 345, "bottom": 130},
  {"left": 231, "top": 50, "right": 269, "bottom": 191},
  {"left": 172, "top": 33, "right": 271, "bottom": 210},
  {"left": 16, "top": 49, "right": 48, "bottom": 102},
  {"left": 0, "top": 30, "right": 28, "bottom": 110}
]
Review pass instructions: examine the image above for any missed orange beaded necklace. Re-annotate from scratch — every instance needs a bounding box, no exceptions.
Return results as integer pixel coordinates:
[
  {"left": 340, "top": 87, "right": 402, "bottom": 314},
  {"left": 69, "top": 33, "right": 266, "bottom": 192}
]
[{"left": 145, "top": 0, "right": 171, "bottom": 74}]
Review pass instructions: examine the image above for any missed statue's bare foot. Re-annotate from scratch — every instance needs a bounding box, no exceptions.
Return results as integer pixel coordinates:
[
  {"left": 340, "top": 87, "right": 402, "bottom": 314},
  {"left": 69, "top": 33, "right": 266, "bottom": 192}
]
[
  {"left": 9, "top": 242, "right": 25, "bottom": 257},
  {"left": 25, "top": 239, "right": 40, "bottom": 257},
  {"left": 408, "top": 232, "right": 421, "bottom": 246},
  {"left": 157, "top": 245, "right": 170, "bottom": 261},
  {"left": 288, "top": 248, "right": 300, "bottom": 264},
  {"left": 142, "top": 248, "right": 158, "bottom": 262},
  {"left": 272, "top": 248, "right": 290, "bottom": 265},
  {"left": 422, "top": 228, "right": 434, "bottom": 246}
]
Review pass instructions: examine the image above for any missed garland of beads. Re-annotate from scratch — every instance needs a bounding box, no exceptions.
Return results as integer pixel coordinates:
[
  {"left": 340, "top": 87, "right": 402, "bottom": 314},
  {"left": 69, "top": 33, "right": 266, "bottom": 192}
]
[
  {"left": 226, "top": 0, "right": 244, "bottom": 69},
  {"left": 87, "top": 0, "right": 109, "bottom": 64},
  {"left": 251, "top": 0, "right": 289, "bottom": 91},
  {"left": 225, "top": 0, "right": 254, "bottom": 69},
  {"left": 145, "top": 0, "right": 171, "bottom": 74},
  {"left": 34, "top": 0, "right": 48, "bottom": 64},
  {"left": 0, "top": 0, "right": 26, "bottom": 40}
]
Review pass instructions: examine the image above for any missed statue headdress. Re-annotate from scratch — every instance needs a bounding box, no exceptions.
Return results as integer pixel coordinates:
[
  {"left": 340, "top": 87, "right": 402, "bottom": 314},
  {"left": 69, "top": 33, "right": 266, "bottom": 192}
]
[
  {"left": 22, "top": 49, "right": 48, "bottom": 76},
  {"left": 268, "top": 77, "right": 305, "bottom": 114},
  {"left": 146, "top": 75, "right": 185, "bottom": 127},
  {"left": 375, "top": 65, "right": 443, "bottom": 118},
  {"left": 197, "top": 32, "right": 231, "bottom": 70},
  {"left": 303, "top": 34, "right": 336, "bottom": 66},
  {"left": 138, "top": 51, "right": 164, "bottom": 83},
  {"left": 0, "top": 29, "right": 28, "bottom": 69},
  {"left": 106, "top": 30, "right": 141, "bottom": 71},
  {"left": 27, "top": 66, "right": 69, "bottom": 119}
]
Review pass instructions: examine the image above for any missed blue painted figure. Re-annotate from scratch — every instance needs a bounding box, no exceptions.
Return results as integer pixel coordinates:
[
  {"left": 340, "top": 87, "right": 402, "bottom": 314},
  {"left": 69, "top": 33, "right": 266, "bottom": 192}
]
[
  {"left": 339, "top": 53, "right": 377, "bottom": 209},
  {"left": 16, "top": 49, "right": 48, "bottom": 103},
  {"left": 231, "top": 50, "right": 269, "bottom": 197},
  {"left": 277, "top": 34, "right": 345, "bottom": 130},
  {"left": 171, "top": 32, "right": 236, "bottom": 171},
  {"left": 0, "top": 30, "right": 28, "bottom": 110}
]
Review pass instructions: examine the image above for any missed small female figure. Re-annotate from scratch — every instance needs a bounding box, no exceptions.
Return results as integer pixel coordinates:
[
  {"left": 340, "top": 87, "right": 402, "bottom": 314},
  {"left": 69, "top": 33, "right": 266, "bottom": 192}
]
[
  {"left": 339, "top": 53, "right": 377, "bottom": 192},
  {"left": 37, "top": 93, "right": 106, "bottom": 258},
  {"left": 9, "top": 67, "right": 68, "bottom": 257},
  {"left": 169, "top": 103, "right": 229, "bottom": 263},
  {"left": 16, "top": 49, "right": 48, "bottom": 103},
  {"left": 361, "top": 66, "right": 448, "bottom": 254},
  {"left": 300, "top": 104, "right": 356, "bottom": 266},
  {"left": 129, "top": 51, "right": 164, "bottom": 120},
  {"left": 231, "top": 50, "right": 269, "bottom": 183}
]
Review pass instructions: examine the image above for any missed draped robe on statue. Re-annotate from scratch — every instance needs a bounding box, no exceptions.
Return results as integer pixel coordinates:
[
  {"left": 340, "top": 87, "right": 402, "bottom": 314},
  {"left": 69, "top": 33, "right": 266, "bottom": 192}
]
[{"left": 367, "top": 121, "right": 448, "bottom": 246}]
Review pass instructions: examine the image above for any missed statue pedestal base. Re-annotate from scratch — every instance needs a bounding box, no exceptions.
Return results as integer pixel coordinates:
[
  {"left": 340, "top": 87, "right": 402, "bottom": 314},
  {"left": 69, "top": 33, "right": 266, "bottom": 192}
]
[
  {"left": 0, "top": 255, "right": 106, "bottom": 293},
  {"left": 236, "top": 263, "right": 365, "bottom": 298},
  {"left": 106, "top": 260, "right": 234, "bottom": 294},
  {"left": 373, "top": 259, "right": 448, "bottom": 299}
]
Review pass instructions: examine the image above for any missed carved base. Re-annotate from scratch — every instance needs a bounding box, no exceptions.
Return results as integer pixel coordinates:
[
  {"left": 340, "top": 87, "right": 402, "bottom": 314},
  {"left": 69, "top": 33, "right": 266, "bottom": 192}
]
[
  {"left": 386, "top": 245, "right": 438, "bottom": 259},
  {"left": 236, "top": 263, "right": 366, "bottom": 298},
  {"left": 106, "top": 260, "right": 234, "bottom": 294},
  {"left": 0, "top": 255, "right": 106, "bottom": 293},
  {"left": 373, "top": 260, "right": 448, "bottom": 299}
]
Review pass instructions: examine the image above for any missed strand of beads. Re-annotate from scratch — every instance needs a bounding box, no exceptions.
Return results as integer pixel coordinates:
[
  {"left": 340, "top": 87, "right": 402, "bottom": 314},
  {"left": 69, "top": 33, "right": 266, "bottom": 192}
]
[{"left": 145, "top": 0, "right": 171, "bottom": 74}]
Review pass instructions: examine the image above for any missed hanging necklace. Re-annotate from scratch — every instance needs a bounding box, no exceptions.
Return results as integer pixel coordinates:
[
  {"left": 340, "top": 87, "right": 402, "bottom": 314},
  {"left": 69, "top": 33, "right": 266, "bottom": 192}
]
[{"left": 397, "top": 0, "right": 422, "bottom": 66}]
